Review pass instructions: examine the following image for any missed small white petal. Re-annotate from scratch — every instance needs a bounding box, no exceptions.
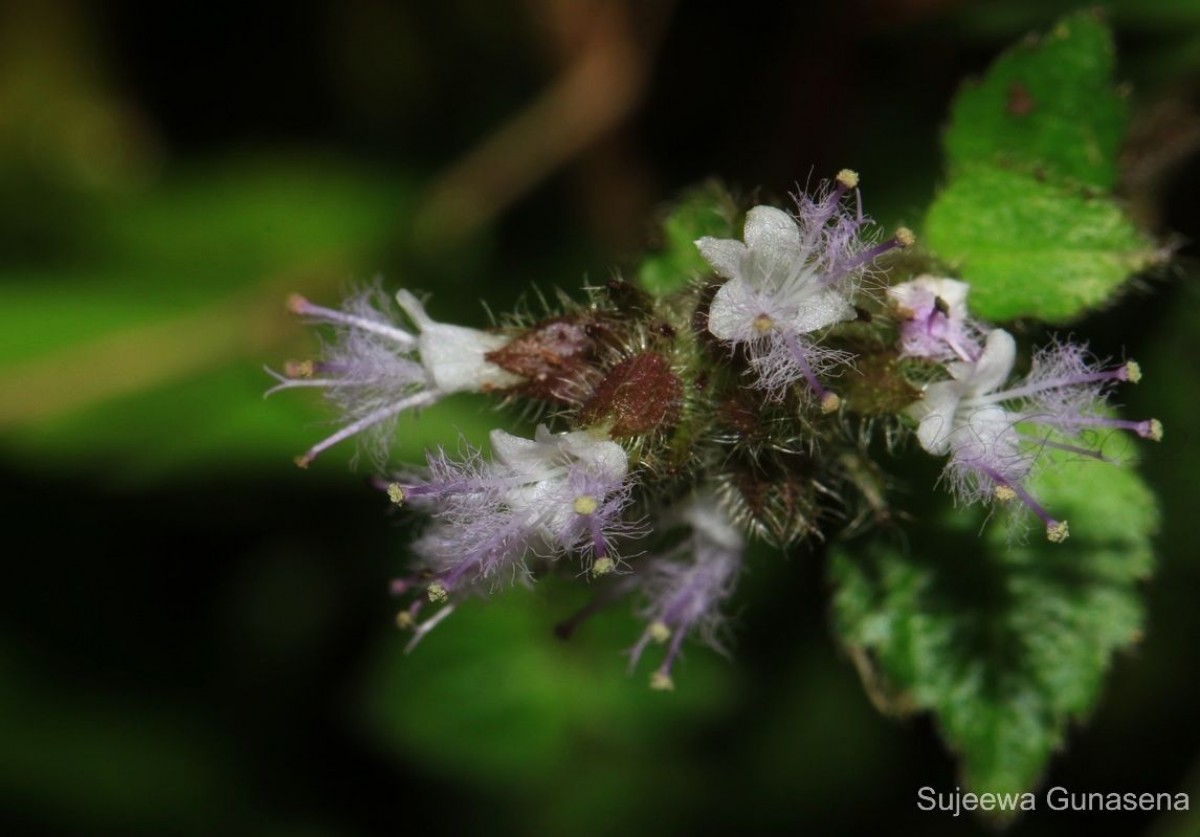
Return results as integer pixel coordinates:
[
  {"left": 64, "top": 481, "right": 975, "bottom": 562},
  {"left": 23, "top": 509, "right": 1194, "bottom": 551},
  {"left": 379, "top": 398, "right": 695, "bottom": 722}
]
[
  {"left": 786, "top": 287, "right": 856, "bottom": 334},
  {"left": 695, "top": 237, "right": 747, "bottom": 280},
  {"left": 488, "top": 426, "right": 628, "bottom": 536},
  {"left": 681, "top": 496, "right": 743, "bottom": 552},
  {"left": 909, "top": 380, "right": 965, "bottom": 455},
  {"left": 743, "top": 206, "right": 801, "bottom": 251},
  {"left": 888, "top": 275, "right": 970, "bottom": 317},
  {"left": 921, "top": 276, "right": 970, "bottom": 313},
  {"left": 394, "top": 289, "right": 435, "bottom": 329},
  {"left": 489, "top": 428, "right": 548, "bottom": 473},
  {"left": 419, "top": 324, "right": 523, "bottom": 393},
  {"left": 966, "top": 329, "right": 1017, "bottom": 395},
  {"left": 560, "top": 430, "right": 629, "bottom": 481},
  {"left": 706, "top": 277, "right": 758, "bottom": 341},
  {"left": 961, "top": 404, "right": 1019, "bottom": 456}
]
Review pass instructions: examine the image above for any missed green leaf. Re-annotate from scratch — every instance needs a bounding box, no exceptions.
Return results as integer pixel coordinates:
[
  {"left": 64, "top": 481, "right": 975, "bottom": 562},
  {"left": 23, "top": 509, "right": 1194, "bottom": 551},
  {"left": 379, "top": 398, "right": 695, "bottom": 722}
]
[
  {"left": 923, "top": 165, "right": 1158, "bottom": 322},
  {"left": 944, "top": 10, "right": 1127, "bottom": 191},
  {"left": 637, "top": 181, "right": 737, "bottom": 297},
  {"left": 830, "top": 456, "right": 1158, "bottom": 803},
  {"left": 926, "top": 12, "right": 1161, "bottom": 323}
]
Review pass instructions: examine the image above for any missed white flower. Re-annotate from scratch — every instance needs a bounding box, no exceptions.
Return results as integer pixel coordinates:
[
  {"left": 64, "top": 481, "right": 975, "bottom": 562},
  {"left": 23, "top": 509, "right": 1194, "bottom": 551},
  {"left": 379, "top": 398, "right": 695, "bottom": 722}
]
[
  {"left": 699, "top": 205, "right": 857, "bottom": 345},
  {"left": 389, "top": 424, "right": 635, "bottom": 647},
  {"left": 887, "top": 275, "right": 981, "bottom": 362},
  {"left": 486, "top": 425, "right": 631, "bottom": 538},
  {"left": 270, "top": 284, "right": 523, "bottom": 466},
  {"left": 694, "top": 173, "right": 910, "bottom": 407},
  {"left": 908, "top": 327, "right": 1019, "bottom": 460},
  {"left": 908, "top": 328, "right": 1065, "bottom": 541},
  {"left": 396, "top": 425, "right": 633, "bottom": 578}
]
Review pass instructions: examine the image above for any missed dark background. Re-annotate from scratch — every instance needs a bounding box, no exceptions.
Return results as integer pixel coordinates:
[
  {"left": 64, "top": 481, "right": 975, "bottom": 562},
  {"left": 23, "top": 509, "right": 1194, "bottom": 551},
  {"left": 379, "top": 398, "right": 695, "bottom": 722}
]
[{"left": 1, "top": 1, "right": 1198, "bottom": 834}]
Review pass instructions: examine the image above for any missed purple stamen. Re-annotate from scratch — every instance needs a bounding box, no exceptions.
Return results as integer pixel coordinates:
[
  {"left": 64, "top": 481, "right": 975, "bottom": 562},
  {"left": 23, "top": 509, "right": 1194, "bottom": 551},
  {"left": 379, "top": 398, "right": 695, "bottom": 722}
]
[
  {"left": 825, "top": 235, "right": 906, "bottom": 284},
  {"left": 295, "top": 390, "right": 437, "bottom": 467},
  {"left": 796, "top": 172, "right": 858, "bottom": 251},
  {"left": 981, "top": 466, "right": 1068, "bottom": 542},
  {"left": 975, "top": 367, "right": 1129, "bottom": 406},
  {"left": 1018, "top": 432, "right": 1115, "bottom": 463},
  {"left": 782, "top": 332, "right": 838, "bottom": 410},
  {"left": 288, "top": 293, "right": 417, "bottom": 347},
  {"left": 588, "top": 514, "right": 607, "bottom": 560},
  {"left": 658, "top": 628, "right": 687, "bottom": 677},
  {"left": 1045, "top": 415, "right": 1162, "bottom": 440}
]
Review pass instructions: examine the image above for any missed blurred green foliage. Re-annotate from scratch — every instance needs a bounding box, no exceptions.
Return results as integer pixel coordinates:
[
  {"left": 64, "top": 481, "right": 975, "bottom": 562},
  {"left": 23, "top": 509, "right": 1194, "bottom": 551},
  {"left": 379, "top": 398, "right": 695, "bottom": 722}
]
[
  {"left": 0, "top": 158, "right": 515, "bottom": 481},
  {"left": 361, "top": 583, "right": 734, "bottom": 833},
  {"left": 1, "top": 2, "right": 1197, "bottom": 836}
]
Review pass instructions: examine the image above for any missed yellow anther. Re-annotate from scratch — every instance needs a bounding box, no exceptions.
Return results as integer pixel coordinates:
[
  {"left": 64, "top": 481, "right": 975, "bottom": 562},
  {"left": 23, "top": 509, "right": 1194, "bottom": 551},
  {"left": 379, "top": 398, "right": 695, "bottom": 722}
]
[
  {"left": 752, "top": 313, "right": 775, "bottom": 334},
  {"left": 395, "top": 611, "right": 415, "bottom": 630},
  {"left": 1046, "top": 521, "right": 1070, "bottom": 544},
  {"left": 286, "top": 293, "right": 308, "bottom": 314},
  {"left": 648, "top": 621, "right": 671, "bottom": 644},
  {"left": 1146, "top": 419, "right": 1163, "bottom": 442},
  {"left": 284, "top": 359, "right": 315, "bottom": 378},
  {"left": 820, "top": 392, "right": 841, "bottom": 414},
  {"left": 650, "top": 671, "right": 675, "bottom": 691},
  {"left": 386, "top": 483, "right": 406, "bottom": 505},
  {"left": 573, "top": 495, "right": 598, "bottom": 515},
  {"left": 994, "top": 485, "right": 1017, "bottom": 503},
  {"left": 1124, "top": 361, "right": 1142, "bottom": 384},
  {"left": 895, "top": 227, "right": 916, "bottom": 248},
  {"left": 591, "top": 557, "right": 615, "bottom": 577},
  {"left": 427, "top": 582, "right": 448, "bottom": 603},
  {"left": 836, "top": 169, "right": 860, "bottom": 189}
]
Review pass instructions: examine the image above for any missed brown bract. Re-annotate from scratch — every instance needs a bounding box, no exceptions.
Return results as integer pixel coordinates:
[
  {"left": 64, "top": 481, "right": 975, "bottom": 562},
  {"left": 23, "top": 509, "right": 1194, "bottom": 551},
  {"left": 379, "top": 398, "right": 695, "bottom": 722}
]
[
  {"left": 579, "top": 351, "right": 682, "bottom": 437},
  {"left": 486, "top": 317, "right": 595, "bottom": 403}
]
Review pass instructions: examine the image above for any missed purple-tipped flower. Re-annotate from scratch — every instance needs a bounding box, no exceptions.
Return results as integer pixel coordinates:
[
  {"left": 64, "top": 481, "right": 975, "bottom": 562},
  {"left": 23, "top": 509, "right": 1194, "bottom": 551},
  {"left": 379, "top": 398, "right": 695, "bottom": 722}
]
[
  {"left": 696, "top": 170, "right": 913, "bottom": 410},
  {"left": 909, "top": 328, "right": 1161, "bottom": 541},
  {"left": 389, "top": 425, "right": 636, "bottom": 648},
  {"left": 629, "top": 493, "right": 744, "bottom": 691},
  {"left": 887, "top": 275, "right": 982, "bottom": 362},
  {"left": 268, "top": 284, "right": 523, "bottom": 466}
]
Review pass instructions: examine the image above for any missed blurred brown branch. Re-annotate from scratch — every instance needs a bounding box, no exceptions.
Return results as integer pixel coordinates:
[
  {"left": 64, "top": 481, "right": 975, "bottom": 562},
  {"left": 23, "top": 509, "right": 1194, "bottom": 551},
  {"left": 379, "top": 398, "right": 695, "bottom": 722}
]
[{"left": 411, "top": 0, "right": 675, "bottom": 251}]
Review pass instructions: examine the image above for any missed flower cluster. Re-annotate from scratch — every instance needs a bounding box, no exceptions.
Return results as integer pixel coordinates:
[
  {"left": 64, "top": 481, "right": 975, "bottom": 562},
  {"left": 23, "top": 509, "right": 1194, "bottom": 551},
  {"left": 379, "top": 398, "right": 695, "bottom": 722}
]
[
  {"left": 270, "top": 171, "right": 1160, "bottom": 684},
  {"left": 891, "top": 278, "right": 1160, "bottom": 541},
  {"left": 697, "top": 170, "right": 914, "bottom": 410}
]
